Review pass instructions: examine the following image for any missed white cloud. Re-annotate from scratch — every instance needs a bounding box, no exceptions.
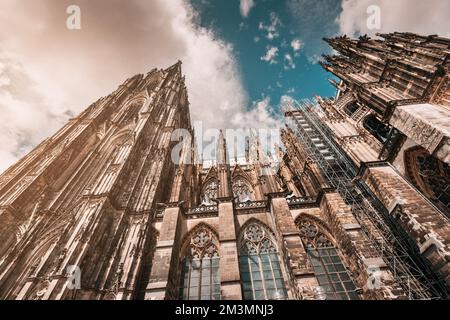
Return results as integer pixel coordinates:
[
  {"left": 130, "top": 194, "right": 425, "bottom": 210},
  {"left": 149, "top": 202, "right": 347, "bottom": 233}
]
[
  {"left": 284, "top": 53, "right": 295, "bottom": 70},
  {"left": 280, "top": 95, "right": 296, "bottom": 113},
  {"left": 291, "top": 39, "right": 303, "bottom": 52},
  {"left": 259, "top": 12, "right": 281, "bottom": 40},
  {"left": 0, "top": 51, "right": 72, "bottom": 172},
  {"left": 254, "top": 36, "right": 260, "bottom": 43},
  {"left": 307, "top": 54, "right": 322, "bottom": 65},
  {"left": 261, "top": 47, "right": 279, "bottom": 64},
  {"left": 0, "top": 0, "right": 278, "bottom": 172},
  {"left": 240, "top": 0, "right": 255, "bottom": 18},
  {"left": 338, "top": 0, "right": 450, "bottom": 38},
  {"left": 231, "top": 96, "right": 281, "bottom": 129}
]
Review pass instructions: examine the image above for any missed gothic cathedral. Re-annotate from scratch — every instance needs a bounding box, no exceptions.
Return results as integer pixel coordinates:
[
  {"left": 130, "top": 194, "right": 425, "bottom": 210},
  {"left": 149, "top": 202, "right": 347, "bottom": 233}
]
[{"left": 0, "top": 32, "right": 449, "bottom": 300}]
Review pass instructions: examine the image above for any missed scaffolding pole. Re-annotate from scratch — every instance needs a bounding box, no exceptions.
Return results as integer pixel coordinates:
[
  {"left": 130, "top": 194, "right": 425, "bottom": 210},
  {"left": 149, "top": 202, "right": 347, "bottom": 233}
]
[{"left": 285, "top": 98, "right": 449, "bottom": 300}]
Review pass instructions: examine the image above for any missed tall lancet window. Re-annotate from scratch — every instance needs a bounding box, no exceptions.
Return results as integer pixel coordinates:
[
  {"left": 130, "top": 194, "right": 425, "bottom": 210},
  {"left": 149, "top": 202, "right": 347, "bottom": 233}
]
[
  {"left": 298, "top": 220, "right": 359, "bottom": 300},
  {"left": 201, "top": 180, "right": 218, "bottom": 205},
  {"left": 232, "top": 178, "right": 254, "bottom": 203},
  {"left": 179, "top": 226, "right": 221, "bottom": 300},
  {"left": 238, "top": 223, "right": 287, "bottom": 300}
]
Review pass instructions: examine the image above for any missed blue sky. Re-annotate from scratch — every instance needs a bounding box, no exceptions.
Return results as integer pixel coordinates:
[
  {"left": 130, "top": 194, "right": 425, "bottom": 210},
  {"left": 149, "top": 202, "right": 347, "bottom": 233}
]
[{"left": 190, "top": 0, "right": 342, "bottom": 112}]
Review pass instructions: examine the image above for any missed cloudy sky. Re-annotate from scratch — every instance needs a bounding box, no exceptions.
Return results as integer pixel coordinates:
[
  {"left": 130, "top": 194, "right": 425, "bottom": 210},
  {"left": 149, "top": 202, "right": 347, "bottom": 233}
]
[{"left": 0, "top": 0, "right": 449, "bottom": 172}]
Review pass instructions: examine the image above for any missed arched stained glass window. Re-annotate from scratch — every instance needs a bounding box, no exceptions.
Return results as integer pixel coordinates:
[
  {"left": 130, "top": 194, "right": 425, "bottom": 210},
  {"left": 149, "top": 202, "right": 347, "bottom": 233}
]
[
  {"left": 179, "top": 226, "right": 221, "bottom": 300},
  {"left": 238, "top": 223, "right": 287, "bottom": 300},
  {"left": 201, "top": 180, "right": 218, "bottom": 205},
  {"left": 232, "top": 178, "right": 254, "bottom": 203},
  {"left": 298, "top": 220, "right": 359, "bottom": 300}
]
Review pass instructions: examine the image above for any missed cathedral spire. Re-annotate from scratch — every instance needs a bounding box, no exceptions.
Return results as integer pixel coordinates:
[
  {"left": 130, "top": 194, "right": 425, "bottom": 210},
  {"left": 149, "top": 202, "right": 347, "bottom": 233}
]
[
  {"left": 164, "top": 60, "right": 183, "bottom": 75},
  {"left": 217, "top": 129, "right": 228, "bottom": 165}
]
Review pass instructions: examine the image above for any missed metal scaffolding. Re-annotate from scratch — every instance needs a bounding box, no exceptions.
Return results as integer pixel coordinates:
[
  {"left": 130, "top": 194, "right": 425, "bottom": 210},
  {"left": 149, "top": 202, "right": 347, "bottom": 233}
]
[{"left": 284, "top": 98, "right": 449, "bottom": 300}]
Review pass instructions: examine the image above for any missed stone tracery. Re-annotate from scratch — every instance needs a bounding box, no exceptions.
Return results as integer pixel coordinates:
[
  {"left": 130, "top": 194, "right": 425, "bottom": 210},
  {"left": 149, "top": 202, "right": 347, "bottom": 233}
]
[{"left": 232, "top": 178, "right": 254, "bottom": 203}]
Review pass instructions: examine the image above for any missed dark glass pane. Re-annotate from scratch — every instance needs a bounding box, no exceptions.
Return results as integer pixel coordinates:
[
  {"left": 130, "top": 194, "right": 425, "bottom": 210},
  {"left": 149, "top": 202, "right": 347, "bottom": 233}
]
[
  {"left": 326, "top": 264, "right": 336, "bottom": 272},
  {"left": 333, "top": 282, "right": 344, "bottom": 292},
  {"left": 249, "top": 256, "right": 259, "bottom": 266},
  {"left": 308, "top": 249, "right": 318, "bottom": 256},
  {"left": 335, "top": 264, "right": 346, "bottom": 272},
  {"left": 244, "top": 291, "right": 254, "bottom": 300},
  {"left": 254, "top": 290, "right": 265, "bottom": 300},
  {"left": 331, "top": 255, "right": 341, "bottom": 263},
  {"left": 242, "top": 282, "right": 253, "bottom": 291},
  {"left": 329, "top": 273, "right": 340, "bottom": 282},
  {"left": 239, "top": 256, "right": 248, "bottom": 264},
  {"left": 317, "top": 275, "right": 328, "bottom": 284},
  {"left": 275, "top": 279, "right": 285, "bottom": 288},
  {"left": 265, "top": 280, "right": 275, "bottom": 289},
  {"left": 266, "top": 289, "right": 276, "bottom": 299},
  {"left": 310, "top": 257, "right": 321, "bottom": 266},
  {"left": 322, "top": 256, "right": 332, "bottom": 264},
  {"left": 327, "top": 248, "right": 338, "bottom": 256},
  {"left": 339, "top": 272, "right": 350, "bottom": 281},
  {"left": 343, "top": 281, "right": 356, "bottom": 290},
  {"left": 252, "top": 271, "right": 262, "bottom": 280},
  {"left": 273, "top": 269, "right": 282, "bottom": 278},
  {"left": 270, "top": 254, "right": 279, "bottom": 262},
  {"left": 253, "top": 280, "right": 263, "bottom": 290},
  {"left": 314, "top": 265, "right": 325, "bottom": 274},
  {"left": 241, "top": 272, "right": 251, "bottom": 282}
]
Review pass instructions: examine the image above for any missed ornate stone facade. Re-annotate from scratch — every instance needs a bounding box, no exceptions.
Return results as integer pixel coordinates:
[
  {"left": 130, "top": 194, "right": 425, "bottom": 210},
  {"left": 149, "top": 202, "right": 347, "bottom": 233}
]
[{"left": 0, "top": 32, "right": 449, "bottom": 300}]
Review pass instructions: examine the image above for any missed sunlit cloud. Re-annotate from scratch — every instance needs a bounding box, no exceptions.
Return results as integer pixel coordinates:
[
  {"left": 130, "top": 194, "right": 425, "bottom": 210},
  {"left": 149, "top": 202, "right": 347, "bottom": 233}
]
[{"left": 261, "top": 46, "right": 279, "bottom": 64}]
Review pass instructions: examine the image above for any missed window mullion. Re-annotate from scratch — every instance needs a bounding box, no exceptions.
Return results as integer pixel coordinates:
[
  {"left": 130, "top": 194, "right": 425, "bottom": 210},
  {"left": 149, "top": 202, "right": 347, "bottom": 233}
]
[
  {"left": 259, "top": 255, "right": 269, "bottom": 300},
  {"left": 198, "top": 259, "right": 202, "bottom": 300},
  {"left": 187, "top": 260, "right": 191, "bottom": 299},
  {"left": 249, "top": 256, "right": 256, "bottom": 300},
  {"left": 268, "top": 254, "right": 278, "bottom": 293}
]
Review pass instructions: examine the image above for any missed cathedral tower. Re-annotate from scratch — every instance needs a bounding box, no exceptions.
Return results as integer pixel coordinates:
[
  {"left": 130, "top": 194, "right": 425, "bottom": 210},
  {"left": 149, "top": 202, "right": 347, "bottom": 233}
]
[{"left": 0, "top": 61, "right": 192, "bottom": 300}]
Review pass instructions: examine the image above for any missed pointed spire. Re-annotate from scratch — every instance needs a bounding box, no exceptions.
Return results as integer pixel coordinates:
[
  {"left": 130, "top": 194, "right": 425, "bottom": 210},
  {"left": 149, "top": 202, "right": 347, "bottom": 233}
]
[
  {"left": 245, "top": 136, "right": 250, "bottom": 163},
  {"left": 165, "top": 60, "right": 182, "bottom": 71},
  {"left": 217, "top": 130, "right": 228, "bottom": 165}
]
